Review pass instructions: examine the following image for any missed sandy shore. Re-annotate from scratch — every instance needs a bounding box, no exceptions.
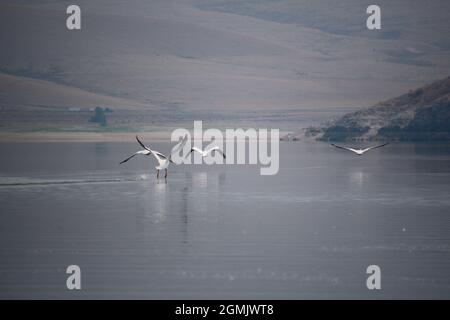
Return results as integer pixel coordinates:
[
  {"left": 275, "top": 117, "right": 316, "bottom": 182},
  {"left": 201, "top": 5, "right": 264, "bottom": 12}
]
[
  {"left": 0, "top": 131, "right": 174, "bottom": 142},
  {"left": 0, "top": 130, "right": 292, "bottom": 143}
]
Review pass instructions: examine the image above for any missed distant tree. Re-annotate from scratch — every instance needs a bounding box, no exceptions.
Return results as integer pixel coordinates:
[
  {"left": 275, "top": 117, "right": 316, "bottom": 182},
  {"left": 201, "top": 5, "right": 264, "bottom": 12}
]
[{"left": 89, "top": 107, "right": 107, "bottom": 126}]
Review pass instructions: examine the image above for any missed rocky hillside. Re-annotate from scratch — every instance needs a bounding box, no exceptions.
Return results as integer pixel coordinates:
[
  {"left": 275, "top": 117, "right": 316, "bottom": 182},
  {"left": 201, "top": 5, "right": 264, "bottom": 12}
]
[{"left": 301, "top": 76, "right": 450, "bottom": 141}]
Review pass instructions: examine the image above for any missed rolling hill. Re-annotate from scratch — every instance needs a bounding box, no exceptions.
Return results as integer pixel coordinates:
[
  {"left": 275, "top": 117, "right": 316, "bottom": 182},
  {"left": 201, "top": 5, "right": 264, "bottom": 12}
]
[
  {"left": 301, "top": 76, "right": 450, "bottom": 141},
  {"left": 1, "top": 0, "right": 449, "bottom": 113}
]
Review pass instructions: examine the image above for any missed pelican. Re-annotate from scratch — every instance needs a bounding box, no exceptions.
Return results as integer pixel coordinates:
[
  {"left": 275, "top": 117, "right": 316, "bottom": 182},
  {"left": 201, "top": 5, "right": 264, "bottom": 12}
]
[
  {"left": 185, "top": 146, "right": 226, "bottom": 159},
  {"left": 120, "top": 135, "right": 187, "bottom": 179},
  {"left": 331, "top": 142, "right": 389, "bottom": 155}
]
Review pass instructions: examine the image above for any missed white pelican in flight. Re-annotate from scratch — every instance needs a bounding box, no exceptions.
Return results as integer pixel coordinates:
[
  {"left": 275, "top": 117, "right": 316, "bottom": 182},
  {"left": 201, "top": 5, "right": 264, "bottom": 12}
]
[
  {"left": 185, "top": 146, "right": 226, "bottom": 159},
  {"left": 120, "top": 135, "right": 187, "bottom": 179},
  {"left": 331, "top": 142, "right": 389, "bottom": 155}
]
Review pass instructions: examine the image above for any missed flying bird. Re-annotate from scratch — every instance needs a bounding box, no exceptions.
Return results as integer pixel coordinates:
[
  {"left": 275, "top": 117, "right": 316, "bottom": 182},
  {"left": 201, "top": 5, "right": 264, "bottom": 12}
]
[
  {"left": 120, "top": 135, "right": 188, "bottom": 180},
  {"left": 185, "top": 146, "right": 226, "bottom": 159},
  {"left": 330, "top": 142, "right": 389, "bottom": 155}
]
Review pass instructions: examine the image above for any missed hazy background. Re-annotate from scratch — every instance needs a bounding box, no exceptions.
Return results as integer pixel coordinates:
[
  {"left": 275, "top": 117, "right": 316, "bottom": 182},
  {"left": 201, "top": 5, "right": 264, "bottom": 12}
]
[
  {"left": 1, "top": 1, "right": 450, "bottom": 299},
  {"left": 0, "top": 0, "right": 449, "bottom": 133}
]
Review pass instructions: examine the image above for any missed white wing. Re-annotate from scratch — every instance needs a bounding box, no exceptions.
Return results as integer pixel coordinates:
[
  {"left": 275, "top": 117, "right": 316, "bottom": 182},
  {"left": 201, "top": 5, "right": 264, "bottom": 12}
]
[
  {"left": 135, "top": 135, "right": 168, "bottom": 165},
  {"left": 206, "top": 146, "right": 226, "bottom": 159},
  {"left": 149, "top": 150, "right": 169, "bottom": 166},
  {"left": 185, "top": 147, "right": 204, "bottom": 158},
  {"left": 215, "top": 149, "right": 226, "bottom": 159},
  {"left": 361, "top": 143, "right": 389, "bottom": 154},
  {"left": 205, "top": 146, "right": 219, "bottom": 153}
]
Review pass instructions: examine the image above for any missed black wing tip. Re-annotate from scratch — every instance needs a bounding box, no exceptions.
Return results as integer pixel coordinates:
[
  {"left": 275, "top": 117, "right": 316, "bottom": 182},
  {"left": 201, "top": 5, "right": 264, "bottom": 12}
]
[
  {"left": 374, "top": 142, "right": 389, "bottom": 149},
  {"left": 120, "top": 157, "right": 131, "bottom": 164},
  {"left": 135, "top": 135, "right": 148, "bottom": 149},
  {"left": 330, "top": 143, "right": 341, "bottom": 147}
]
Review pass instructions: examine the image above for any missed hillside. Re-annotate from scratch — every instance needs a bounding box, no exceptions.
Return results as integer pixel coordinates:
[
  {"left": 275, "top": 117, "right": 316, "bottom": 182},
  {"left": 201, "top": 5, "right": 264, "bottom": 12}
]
[
  {"left": 301, "top": 76, "right": 450, "bottom": 141},
  {"left": 0, "top": 73, "right": 147, "bottom": 110},
  {"left": 1, "top": 0, "right": 449, "bottom": 112}
]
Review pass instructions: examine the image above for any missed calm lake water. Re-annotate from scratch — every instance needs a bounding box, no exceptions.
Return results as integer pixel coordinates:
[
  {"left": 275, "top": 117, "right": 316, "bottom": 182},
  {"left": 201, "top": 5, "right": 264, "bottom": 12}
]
[{"left": 1, "top": 141, "right": 450, "bottom": 299}]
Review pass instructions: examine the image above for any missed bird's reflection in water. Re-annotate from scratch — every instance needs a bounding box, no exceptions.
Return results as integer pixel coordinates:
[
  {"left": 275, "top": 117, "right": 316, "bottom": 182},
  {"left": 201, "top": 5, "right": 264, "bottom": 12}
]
[
  {"left": 138, "top": 181, "right": 168, "bottom": 228},
  {"left": 136, "top": 175, "right": 190, "bottom": 245},
  {"left": 350, "top": 170, "right": 367, "bottom": 187},
  {"left": 179, "top": 185, "right": 189, "bottom": 244},
  {"left": 192, "top": 172, "right": 208, "bottom": 214},
  {"left": 193, "top": 171, "right": 208, "bottom": 188},
  {"left": 136, "top": 171, "right": 226, "bottom": 243},
  {"left": 193, "top": 171, "right": 226, "bottom": 226},
  {"left": 154, "top": 181, "right": 168, "bottom": 222},
  {"left": 218, "top": 172, "right": 226, "bottom": 186}
]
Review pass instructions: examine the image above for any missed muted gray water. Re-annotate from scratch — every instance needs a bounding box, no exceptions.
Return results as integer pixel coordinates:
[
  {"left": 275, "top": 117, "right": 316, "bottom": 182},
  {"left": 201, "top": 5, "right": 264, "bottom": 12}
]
[{"left": 1, "top": 142, "right": 450, "bottom": 299}]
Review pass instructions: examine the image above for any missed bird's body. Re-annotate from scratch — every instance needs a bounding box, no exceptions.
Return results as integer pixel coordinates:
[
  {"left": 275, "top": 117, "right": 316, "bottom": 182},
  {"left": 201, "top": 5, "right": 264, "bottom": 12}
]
[
  {"left": 331, "top": 143, "right": 389, "bottom": 155},
  {"left": 186, "top": 146, "right": 226, "bottom": 159},
  {"left": 150, "top": 150, "right": 171, "bottom": 170},
  {"left": 120, "top": 135, "right": 187, "bottom": 180}
]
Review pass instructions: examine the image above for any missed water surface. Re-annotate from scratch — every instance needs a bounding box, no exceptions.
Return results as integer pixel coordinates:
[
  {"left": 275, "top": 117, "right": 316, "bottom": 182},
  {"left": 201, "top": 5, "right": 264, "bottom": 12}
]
[{"left": 1, "top": 142, "right": 450, "bottom": 298}]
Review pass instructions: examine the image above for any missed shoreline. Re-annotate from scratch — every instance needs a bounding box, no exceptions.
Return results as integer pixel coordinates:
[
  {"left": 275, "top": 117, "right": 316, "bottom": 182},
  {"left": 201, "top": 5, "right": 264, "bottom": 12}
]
[
  {"left": 0, "top": 131, "right": 174, "bottom": 143},
  {"left": 0, "top": 130, "right": 293, "bottom": 143}
]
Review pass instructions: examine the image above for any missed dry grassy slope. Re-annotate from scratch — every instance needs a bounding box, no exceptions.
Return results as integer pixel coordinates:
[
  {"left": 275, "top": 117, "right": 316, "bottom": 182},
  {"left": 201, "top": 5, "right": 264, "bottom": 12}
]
[
  {"left": 303, "top": 76, "right": 450, "bottom": 141},
  {"left": 0, "top": 72, "right": 149, "bottom": 110},
  {"left": 0, "top": 0, "right": 449, "bottom": 112}
]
